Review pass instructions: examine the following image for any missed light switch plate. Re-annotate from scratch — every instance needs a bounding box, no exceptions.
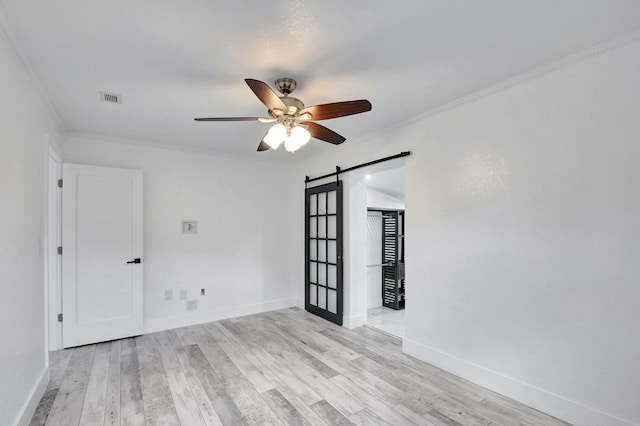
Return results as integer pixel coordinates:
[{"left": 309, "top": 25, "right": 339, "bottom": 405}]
[
  {"left": 182, "top": 220, "right": 198, "bottom": 234},
  {"left": 164, "top": 290, "right": 173, "bottom": 301},
  {"left": 186, "top": 300, "right": 198, "bottom": 310},
  {"left": 179, "top": 290, "right": 187, "bottom": 300}
]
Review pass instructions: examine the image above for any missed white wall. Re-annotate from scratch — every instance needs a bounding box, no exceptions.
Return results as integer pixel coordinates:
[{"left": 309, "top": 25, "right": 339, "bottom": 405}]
[
  {"left": 402, "top": 39, "right": 640, "bottom": 426},
  {"left": 367, "top": 187, "right": 405, "bottom": 210},
  {"left": 343, "top": 174, "right": 368, "bottom": 328},
  {"left": 0, "top": 20, "right": 63, "bottom": 426},
  {"left": 366, "top": 212, "right": 382, "bottom": 309},
  {"left": 63, "top": 136, "right": 298, "bottom": 332},
  {"left": 293, "top": 37, "right": 640, "bottom": 426}
]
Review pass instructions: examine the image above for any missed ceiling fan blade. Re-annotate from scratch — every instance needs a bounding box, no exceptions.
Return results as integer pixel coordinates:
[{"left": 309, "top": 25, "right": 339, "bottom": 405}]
[
  {"left": 194, "top": 117, "right": 264, "bottom": 122},
  {"left": 299, "top": 100, "right": 372, "bottom": 121},
  {"left": 306, "top": 122, "right": 346, "bottom": 145},
  {"left": 245, "top": 79, "right": 287, "bottom": 112}
]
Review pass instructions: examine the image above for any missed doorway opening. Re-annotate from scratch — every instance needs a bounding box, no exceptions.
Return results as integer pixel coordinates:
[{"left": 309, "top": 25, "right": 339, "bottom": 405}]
[{"left": 364, "top": 166, "right": 406, "bottom": 337}]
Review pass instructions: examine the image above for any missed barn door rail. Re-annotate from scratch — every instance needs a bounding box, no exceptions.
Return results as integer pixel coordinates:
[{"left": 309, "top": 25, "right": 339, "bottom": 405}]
[{"left": 305, "top": 151, "right": 411, "bottom": 184}]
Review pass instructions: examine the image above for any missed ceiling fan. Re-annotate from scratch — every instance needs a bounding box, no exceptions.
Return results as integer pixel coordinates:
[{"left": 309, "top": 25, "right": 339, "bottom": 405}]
[{"left": 195, "top": 78, "right": 372, "bottom": 153}]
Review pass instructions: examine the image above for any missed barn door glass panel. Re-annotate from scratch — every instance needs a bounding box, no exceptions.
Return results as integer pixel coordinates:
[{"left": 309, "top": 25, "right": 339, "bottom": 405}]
[{"left": 305, "top": 181, "right": 343, "bottom": 325}]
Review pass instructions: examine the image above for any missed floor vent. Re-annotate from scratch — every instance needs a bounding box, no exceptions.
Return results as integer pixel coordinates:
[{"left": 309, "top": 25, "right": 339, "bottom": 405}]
[{"left": 100, "top": 91, "right": 122, "bottom": 104}]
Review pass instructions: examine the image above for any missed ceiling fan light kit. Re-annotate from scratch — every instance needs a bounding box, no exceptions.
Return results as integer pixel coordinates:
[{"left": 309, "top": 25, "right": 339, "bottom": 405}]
[
  {"left": 195, "top": 78, "right": 372, "bottom": 153},
  {"left": 263, "top": 123, "right": 311, "bottom": 152}
]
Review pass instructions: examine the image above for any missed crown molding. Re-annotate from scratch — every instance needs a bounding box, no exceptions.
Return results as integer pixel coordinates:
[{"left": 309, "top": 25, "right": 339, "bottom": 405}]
[{"left": 0, "top": 4, "right": 65, "bottom": 133}]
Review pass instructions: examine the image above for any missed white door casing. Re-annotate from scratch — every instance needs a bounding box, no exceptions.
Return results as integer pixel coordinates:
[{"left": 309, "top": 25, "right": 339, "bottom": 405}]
[
  {"left": 62, "top": 163, "right": 143, "bottom": 348},
  {"left": 47, "top": 149, "right": 63, "bottom": 350}
]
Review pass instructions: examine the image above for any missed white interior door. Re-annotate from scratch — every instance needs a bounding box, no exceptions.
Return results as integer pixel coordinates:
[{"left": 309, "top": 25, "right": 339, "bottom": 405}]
[{"left": 62, "top": 163, "right": 143, "bottom": 348}]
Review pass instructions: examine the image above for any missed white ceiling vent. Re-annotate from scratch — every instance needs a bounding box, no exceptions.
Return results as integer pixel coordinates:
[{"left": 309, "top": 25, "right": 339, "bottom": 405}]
[{"left": 99, "top": 91, "right": 122, "bottom": 104}]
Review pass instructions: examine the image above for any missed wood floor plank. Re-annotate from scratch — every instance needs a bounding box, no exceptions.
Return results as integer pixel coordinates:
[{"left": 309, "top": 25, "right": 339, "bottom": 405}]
[
  {"left": 174, "top": 326, "right": 198, "bottom": 346},
  {"left": 135, "top": 334, "right": 180, "bottom": 426},
  {"left": 79, "top": 342, "right": 111, "bottom": 420},
  {"left": 217, "top": 340, "right": 274, "bottom": 393},
  {"left": 286, "top": 364, "right": 365, "bottom": 417},
  {"left": 186, "top": 344, "right": 248, "bottom": 426},
  {"left": 120, "top": 338, "right": 144, "bottom": 422},
  {"left": 246, "top": 345, "right": 323, "bottom": 406},
  {"left": 255, "top": 318, "right": 341, "bottom": 379},
  {"left": 309, "top": 400, "right": 354, "bottom": 426},
  {"left": 357, "top": 325, "right": 403, "bottom": 348},
  {"left": 269, "top": 318, "right": 361, "bottom": 360},
  {"left": 248, "top": 346, "right": 324, "bottom": 408},
  {"left": 154, "top": 331, "right": 207, "bottom": 426},
  {"left": 197, "top": 341, "right": 284, "bottom": 425},
  {"left": 121, "top": 413, "right": 146, "bottom": 426},
  {"left": 44, "top": 390, "right": 85, "bottom": 426},
  {"left": 259, "top": 388, "right": 309, "bottom": 426},
  {"left": 423, "top": 409, "right": 464, "bottom": 426},
  {"left": 29, "top": 389, "right": 57, "bottom": 426},
  {"left": 325, "top": 353, "right": 428, "bottom": 417},
  {"left": 283, "top": 396, "right": 328, "bottom": 426},
  {"left": 348, "top": 407, "right": 393, "bottom": 426},
  {"left": 57, "top": 345, "right": 95, "bottom": 394},
  {"left": 104, "top": 340, "right": 122, "bottom": 426},
  {"left": 165, "top": 330, "right": 223, "bottom": 426},
  {"left": 47, "top": 349, "right": 74, "bottom": 391},
  {"left": 331, "top": 374, "right": 415, "bottom": 426},
  {"left": 394, "top": 404, "right": 436, "bottom": 426},
  {"left": 78, "top": 410, "right": 104, "bottom": 426},
  {"left": 320, "top": 327, "right": 414, "bottom": 370}
]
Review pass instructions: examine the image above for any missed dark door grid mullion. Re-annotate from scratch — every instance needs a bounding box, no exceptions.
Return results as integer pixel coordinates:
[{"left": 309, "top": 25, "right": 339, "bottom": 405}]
[
  {"left": 325, "top": 191, "right": 329, "bottom": 309},
  {"left": 316, "top": 201, "right": 319, "bottom": 308}
]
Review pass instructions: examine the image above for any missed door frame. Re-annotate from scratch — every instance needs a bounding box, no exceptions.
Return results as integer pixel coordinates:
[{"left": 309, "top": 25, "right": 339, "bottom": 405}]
[{"left": 46, "top": 147, "right": 63, "bottom": 351}]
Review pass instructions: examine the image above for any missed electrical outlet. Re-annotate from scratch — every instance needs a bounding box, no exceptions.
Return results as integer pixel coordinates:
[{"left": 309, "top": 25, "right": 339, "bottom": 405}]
[
  {"left": 164, "top": 290, "right": 173, "bottom": 301},
  {"left": 186, "top": 300, "right": 198, "bottom": 311},
  {"left": 201, "top": 288, "right": 205, "bottom": 296},
  {"left": 179, "top": 290, "right": 187, "bottom": 300}
]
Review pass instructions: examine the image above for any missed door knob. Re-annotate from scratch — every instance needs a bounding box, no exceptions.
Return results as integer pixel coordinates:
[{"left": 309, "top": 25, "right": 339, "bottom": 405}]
[{"left": 126, "top": 258, "right": 142, "bottom": 264}]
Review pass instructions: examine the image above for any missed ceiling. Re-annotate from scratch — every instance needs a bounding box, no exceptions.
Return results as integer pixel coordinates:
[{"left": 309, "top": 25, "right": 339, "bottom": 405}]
[{"left": 2, "top": 1, "right": 640, "bottom": 161}]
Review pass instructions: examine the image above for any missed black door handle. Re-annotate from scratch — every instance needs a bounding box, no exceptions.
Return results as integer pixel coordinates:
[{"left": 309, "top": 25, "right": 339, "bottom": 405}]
[{"left": 126, "top": 258, "right": 142, "bottom": 264}]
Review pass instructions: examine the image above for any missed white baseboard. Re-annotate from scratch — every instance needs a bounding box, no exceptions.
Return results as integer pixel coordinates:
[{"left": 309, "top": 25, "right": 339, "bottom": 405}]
[
  {"left": 144, "top": 298, "right": 298, "bottom": 334},
  {"left": 344, "top": 313, "right": 367, "bottom": 329},
  {"left": 367, "top": 299, "right": 382, "bottom": 309},
  {"left": 14, "top": 366, "right": 49, "bottom": 426},
  {"left": 403, "top": 338, "right": 636, "bottom": 426}
]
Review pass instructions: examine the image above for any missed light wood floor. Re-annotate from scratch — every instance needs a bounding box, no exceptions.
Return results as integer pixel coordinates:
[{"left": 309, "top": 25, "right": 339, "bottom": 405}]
[{"left": 31, "top": 308, "right": 570, "bottom": 426}]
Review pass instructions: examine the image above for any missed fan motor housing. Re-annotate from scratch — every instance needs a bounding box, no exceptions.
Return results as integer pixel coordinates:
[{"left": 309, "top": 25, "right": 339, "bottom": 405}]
[{"left": 275, "top": 77, "right": 297, "bottom": 95}]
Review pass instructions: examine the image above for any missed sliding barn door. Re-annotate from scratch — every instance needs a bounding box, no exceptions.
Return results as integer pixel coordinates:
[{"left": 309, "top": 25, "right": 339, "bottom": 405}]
[{"left": 305, "top": 181, "right": 343, "bottom": 325}]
